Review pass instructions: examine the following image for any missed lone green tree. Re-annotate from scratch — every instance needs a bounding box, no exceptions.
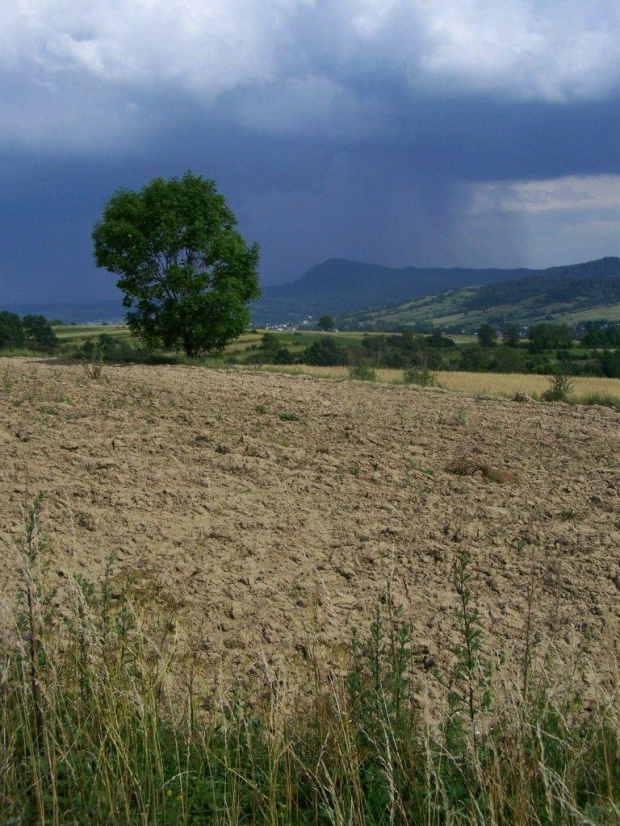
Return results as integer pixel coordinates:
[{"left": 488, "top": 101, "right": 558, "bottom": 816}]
[
  {"left": 477, "top": 323, "right": 497, "bottom": 348},
  {"left": 92, "top": 172, "right": 260, "bottom": 357},
  {"left": 317, "top": 314, "right": 335, "bottom": 331},
  {"left": 502, "top": 323, "right": 521, "bottom": 347}
]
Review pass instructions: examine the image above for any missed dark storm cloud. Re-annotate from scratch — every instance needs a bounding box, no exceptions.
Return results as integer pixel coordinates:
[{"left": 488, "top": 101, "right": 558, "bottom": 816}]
[{"left": 1, "top": 0, "right": 619, "bottom": 301}]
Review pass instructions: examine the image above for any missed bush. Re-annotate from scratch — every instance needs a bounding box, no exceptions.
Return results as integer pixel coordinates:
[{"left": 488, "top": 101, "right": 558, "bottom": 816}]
[
  {"left": 349, "top": 362, "right": 376, "bottom": 381},
  {"left": 245, "top": 332, "right": 295, "bottom": 364},
  {"left": 403, "top": 365, "right": 437, "bottom": 387},
  {"left": 541, "top": 368, "right": 574, "bottom": 402},
  {"left": 77, "top": 333, "right": 139, "bottom": 362},
  {"left": 302, "top": 336, "right": 347, "bottom": 366},
  {"left": 427, "top": 330, "right": 456, "bottom": 348}
]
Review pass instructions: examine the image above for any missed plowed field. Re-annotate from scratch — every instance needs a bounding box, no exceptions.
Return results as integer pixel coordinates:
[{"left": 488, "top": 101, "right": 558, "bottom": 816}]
[{"left": 2, "top": 359, "right": 619, "bottom": 699}]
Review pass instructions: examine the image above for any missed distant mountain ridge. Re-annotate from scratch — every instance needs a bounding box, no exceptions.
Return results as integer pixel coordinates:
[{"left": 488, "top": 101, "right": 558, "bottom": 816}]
[
  {"left": 251, "top": 258, "right": 536, "bottom": 324},
  {"left": 335, "top": 256, "right": 620, "bottom": 332}
]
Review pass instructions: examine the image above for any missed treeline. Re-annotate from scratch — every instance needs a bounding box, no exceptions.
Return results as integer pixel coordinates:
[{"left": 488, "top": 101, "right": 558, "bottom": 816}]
[
  {"left": 3, "top": 310, "right": 620, "bottom": 379},
  {"left": 581, "top": 322, "right": 620, "bottom": 347},
  {"left": 244, "top": 325, "right": 620, "bottom": 377},
  {"left": 0, "top": 311, "right": 57, "bottom": 352}
]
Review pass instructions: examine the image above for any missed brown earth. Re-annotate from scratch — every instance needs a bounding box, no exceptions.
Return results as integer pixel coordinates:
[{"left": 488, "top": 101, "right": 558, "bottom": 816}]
[{"left": 1, "top": 358, "right": 620, "bottom": 702}]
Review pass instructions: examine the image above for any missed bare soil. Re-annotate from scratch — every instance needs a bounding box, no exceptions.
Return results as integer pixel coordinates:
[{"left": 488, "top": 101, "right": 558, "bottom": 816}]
[{"left": 2, "top": 359, "right": 619, "bottom": 700}]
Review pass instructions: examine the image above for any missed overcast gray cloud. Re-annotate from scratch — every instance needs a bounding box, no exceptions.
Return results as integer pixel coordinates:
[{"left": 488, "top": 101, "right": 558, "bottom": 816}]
[
  {"left": 0, "top": 0, "right": 619, "bottom": 301},
  {"left": 3, "top": 0, "right": 620, "bottom": 150}
]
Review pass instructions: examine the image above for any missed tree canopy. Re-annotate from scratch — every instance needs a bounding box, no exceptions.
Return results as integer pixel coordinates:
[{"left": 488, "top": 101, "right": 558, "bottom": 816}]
[
  {"left": 92, "top": 172, "right": 260, "bottom": 357},
  {"left": 0, "top": 312, "right": 56, "bottom": 352},
  {"left": 477, "top": 323, "right": 497, "bottom": 348},
  {"left": 317, "top": 314, "right": 335, "bottom": 331},
  {"left": 502, "top": 323, "right": 521, "bottom": 347},
  {"left": 528, "top": 323, "right": 573, "bottom": 353}
]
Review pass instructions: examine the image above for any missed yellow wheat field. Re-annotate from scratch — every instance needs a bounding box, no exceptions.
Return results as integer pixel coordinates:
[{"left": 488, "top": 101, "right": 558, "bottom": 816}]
[
  {"left": 235, "top": 363, "right": 620, "bottom": 402},
  {"left": 436, "top": 371, "right": 620, "bottom": 401}
]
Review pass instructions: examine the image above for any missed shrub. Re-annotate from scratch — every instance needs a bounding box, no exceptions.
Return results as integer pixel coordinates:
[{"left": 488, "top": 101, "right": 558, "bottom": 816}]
[
  {"left": 302, "top": 336, "right": 347, "bottom": 366},
  {"left": 427, "top": 330, "right": 456, "bottom": 348},
  {"left": 403, "top": 365, "right": 437, "bottom": 387},
  {"left": 349, "top": 362, "right": 376, "bottom": 381},
  {"left": 541, "top": 368, "right": 574, "bottom": 402},
  {"left": 77, "top": 333, "right": 138, "bottom": 362}
]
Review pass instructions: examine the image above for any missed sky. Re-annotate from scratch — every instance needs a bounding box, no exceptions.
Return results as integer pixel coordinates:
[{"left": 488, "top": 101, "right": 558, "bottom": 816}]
[{"left": 1, "top": 0, "right": 619, "bottom": 303}]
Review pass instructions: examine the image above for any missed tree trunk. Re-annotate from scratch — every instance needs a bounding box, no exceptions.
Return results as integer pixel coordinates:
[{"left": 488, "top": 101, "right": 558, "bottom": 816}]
[{"left": 180, "top": 314, "right": 195, "bottom": 358}]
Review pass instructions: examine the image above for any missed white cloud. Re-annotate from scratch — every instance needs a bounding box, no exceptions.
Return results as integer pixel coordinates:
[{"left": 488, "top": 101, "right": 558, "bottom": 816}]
[
  {"left": 467, "top": 174, "right": 620, "bottom": 266},
  {"left": 1, "top": 0, "right": 619, "bottom": 152},
  {"left": 473, "top": 175, "right": 620, "bottom": 213}
]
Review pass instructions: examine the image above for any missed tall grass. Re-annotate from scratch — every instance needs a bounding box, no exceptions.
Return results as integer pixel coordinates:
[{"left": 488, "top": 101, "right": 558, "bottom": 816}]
[
  {"left": 228, "top": 363, "right": 620, "bottom": 406},
  {"left": 2, "top": 501, "right": 619, "bottom": 824}
]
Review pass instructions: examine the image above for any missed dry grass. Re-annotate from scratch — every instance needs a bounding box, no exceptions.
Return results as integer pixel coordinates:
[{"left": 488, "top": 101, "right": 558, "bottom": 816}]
[
  {"left": 233, "top": 363, "right": 620, "bottom": 404},
  {"left": 436, "top": 370, "right": 620, "bottom": 402},
  {"left": 234, "top": 363, "right": 406, "bottom": 383}
]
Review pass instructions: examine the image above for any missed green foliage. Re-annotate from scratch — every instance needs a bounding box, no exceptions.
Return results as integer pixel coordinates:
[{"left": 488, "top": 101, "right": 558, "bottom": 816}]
[
  {"left": 22, "top": 314, "right": 57, "bottom": 352},
  {"left": 458, "top": 343, "right": 542, "bottom": 373},
  {"left": 302, "top": 335, "right": 348, "bottom": 366},
  {"left": 317, "top": 313, "right": 335, "bottom": 331},
  {"left": 348, "top": 362, "right": 376, "bottom": 381},
  {"left": 0, "top": 310, "right": 25, "bottom": 350},
  {"left": 0, "top": 312, "right": 57, "bottom": 353},
  {"left": 93, "top": 171, "right": 260, "bottom": 357},
  {"left": 427, "top": 329, "right": 456, "bottom": 348},
  {"left": 3, "top": 506, "right": 620, "bottom": 825},
  {"left": 577, "top": 391, "right": 620, "bottom": 411},
  {"left": 331, "top": 258, "right": 620, "bottom": 335},
  {"left": 502, "top": 323, "right": 521, "bottom": 347},
  {"left": 477, "top": 322, "right": 497, "bottom": 348},
  {"left": 597, "top": 348, "right": 620, "bottom": 378},
  {"left": 528, "top": 322, "right": 573, "bottom": 353},
  {"left": 246, "top": 332, "right": 294, "bottom": 364},
  {"left": 403, "top": 364, "right": 437, "bottom": 387},
  {"left": 77, "top": 333, "right": 139, "bottom": 362},
  {"left": 581, "top": 322, "right": 620, "bottom": 348},
  {"left": 542, "top": 367, "right": 574, "bottom": 402},
  {"left": 278, "top": 411, "right": 301, "bottom": 421},
  {"left": 464, "top": 257, "right": 620, "bottom": 312},
  {"left": 443, "top": 553, "right": 490, "bottom": 745}
]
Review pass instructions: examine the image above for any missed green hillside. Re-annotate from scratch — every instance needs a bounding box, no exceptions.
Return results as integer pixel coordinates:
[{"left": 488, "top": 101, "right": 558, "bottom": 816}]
[
  {"left": 251, "top": 258, "right": 533, "bottom": 325},
  {"left": 337, "top": 257, "right": 620, "bottom": 332}
]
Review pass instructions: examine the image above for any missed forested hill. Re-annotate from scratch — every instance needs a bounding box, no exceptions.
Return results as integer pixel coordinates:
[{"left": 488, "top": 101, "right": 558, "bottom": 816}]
[
  {"left": 462, "top": 257, "right": 620, "bottom": 313},
  {"left": 251, "top": 258, "right": 534, "bottom": 325},
  {"left": 336, "top": 257, "right": 620, "bottom": 332}
]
